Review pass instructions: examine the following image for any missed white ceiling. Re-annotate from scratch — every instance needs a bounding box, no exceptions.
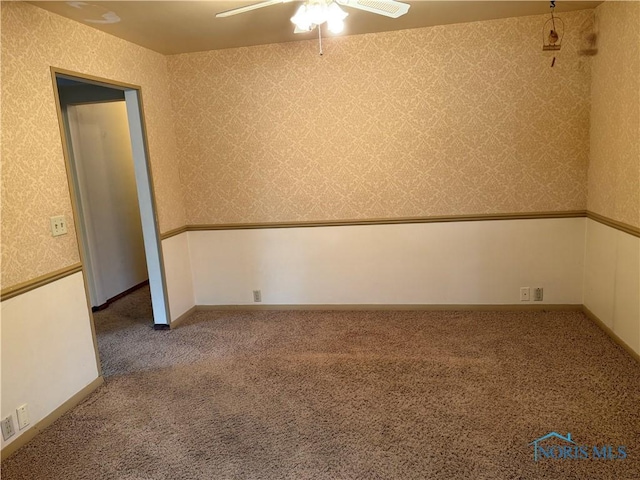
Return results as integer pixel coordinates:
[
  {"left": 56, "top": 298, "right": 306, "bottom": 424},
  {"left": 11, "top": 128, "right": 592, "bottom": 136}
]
[{"left": 30, "top": 1, "right": 602, "bottom": 55}]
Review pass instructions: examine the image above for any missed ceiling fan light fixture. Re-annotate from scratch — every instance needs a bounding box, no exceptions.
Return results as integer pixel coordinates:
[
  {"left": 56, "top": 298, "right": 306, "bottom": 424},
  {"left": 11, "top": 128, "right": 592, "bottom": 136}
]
[
  {"left": 328, "top": 19, "right": 345, "bottom": 33},
  {"left": 328, "top": 2, "right": 349, "bottom": 21},
  {"left": 310, "top": 3, "right": 331, "bottom": 25},
  {"left": 291, "top": 1, "right": 348, "bottom": 33},
  {"left": 291, "top": 5, "right": 312, "bottom": 31}
]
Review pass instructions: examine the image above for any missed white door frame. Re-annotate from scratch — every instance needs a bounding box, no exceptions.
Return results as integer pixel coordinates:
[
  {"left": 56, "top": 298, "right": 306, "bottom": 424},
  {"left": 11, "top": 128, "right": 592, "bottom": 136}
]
[
  {"left": 124, "top": 89, "right": 170, "bottom": 327},
  {"left": 52, "top": 67, "right": 171, "bottom": 328}
]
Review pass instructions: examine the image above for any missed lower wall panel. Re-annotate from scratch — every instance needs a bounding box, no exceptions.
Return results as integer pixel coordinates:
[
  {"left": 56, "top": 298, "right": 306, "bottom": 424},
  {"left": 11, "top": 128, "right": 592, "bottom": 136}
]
[
  {"left": 0, "top": 272, "right": 100, "bottom": 450},
  {"left": 584, "top": 219, "right": 640, "bottom": 354},
  {"left": 162, "top": 233, "right": 195, "bottom": 322},
  {"left": 189, "top": 218, "right": 586, "bottom": 306},
  {"left": 1, "top": 218, "right": 634, "bottom": 459}
]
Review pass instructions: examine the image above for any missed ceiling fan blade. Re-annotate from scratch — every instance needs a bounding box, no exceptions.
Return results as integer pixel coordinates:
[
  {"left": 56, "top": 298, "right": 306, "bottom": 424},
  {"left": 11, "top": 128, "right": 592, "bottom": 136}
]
[
  {"left": 215, "top": 0, "right": 293, "bottom": 18},
  {"left": 335, "top": 0, "right": 410, "bottom": 18}
]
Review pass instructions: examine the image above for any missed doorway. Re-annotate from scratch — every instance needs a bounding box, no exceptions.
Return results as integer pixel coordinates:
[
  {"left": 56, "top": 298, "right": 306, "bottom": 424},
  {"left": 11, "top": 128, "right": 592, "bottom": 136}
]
[{"left": 52, "top": 69, "right": 170, "bottom": 328}]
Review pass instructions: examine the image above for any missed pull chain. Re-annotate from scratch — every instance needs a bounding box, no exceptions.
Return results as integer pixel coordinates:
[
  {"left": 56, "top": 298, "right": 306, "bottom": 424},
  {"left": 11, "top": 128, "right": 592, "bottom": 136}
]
[{"left": 318, "top": 25, "right": 323, "bottom": 56}]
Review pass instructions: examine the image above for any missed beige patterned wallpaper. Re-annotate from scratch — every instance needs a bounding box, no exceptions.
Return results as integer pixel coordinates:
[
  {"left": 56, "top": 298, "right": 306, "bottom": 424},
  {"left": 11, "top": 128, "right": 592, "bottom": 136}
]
[
  {"left": 168, "top": 10, "right": 593, "bottom": 225},
  {"left": 0, "top": 4, "right": 603, "bottom": 290},
  {"left": 1, "top": 2, "right": 186, "bottom": 288},
  {"left": 588, "top": 1, "right": 640, "bottom": 229}
]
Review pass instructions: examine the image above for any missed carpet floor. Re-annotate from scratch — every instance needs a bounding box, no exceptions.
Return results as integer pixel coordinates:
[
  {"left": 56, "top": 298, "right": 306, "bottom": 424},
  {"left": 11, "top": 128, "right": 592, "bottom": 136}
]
[{"left": 2, "top": 287, "right": 640, "bottom": 479}]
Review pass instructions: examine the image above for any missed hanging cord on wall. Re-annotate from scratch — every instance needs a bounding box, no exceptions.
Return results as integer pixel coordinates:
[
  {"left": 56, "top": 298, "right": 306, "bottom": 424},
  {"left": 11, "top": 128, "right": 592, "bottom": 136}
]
[
  {"left": 318, "top": 25, "right": 323, "bottom": 56},
  {"left": 549, "top": 0, "right": 564, "bottom": 67},
  {"left": 550, "top": 0, "right": 557, "bottom": 66}
]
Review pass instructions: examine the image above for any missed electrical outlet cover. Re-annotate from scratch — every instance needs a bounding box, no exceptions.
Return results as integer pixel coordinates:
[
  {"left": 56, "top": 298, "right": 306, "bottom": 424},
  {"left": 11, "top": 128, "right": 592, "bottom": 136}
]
[
  {"left": 16, "top": 404, "right": 30, "bottom": 430},
  {"left": 1, "top": 416, "right": 15, "bottom": 441},
  {"left": 533, "top": 288, "right": 544, "bottom": 301}
]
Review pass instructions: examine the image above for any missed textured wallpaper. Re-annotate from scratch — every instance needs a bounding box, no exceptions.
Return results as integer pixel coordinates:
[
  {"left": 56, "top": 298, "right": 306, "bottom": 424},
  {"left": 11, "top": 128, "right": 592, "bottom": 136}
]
[
  {"left": 588, "top": 1, "right": 640, "bottom": 229},
  {"left": 168, "top": 10, "right": 593, "bottom": 225},
  {"left": 1, "top": 2, "right": 185, "bottom": 288}
]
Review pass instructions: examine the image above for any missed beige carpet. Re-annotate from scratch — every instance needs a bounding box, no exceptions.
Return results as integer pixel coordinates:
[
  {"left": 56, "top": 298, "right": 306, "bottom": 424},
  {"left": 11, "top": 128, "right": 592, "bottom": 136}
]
[{"left": 2, "top": 287, "right": 639, "bottom": 479}]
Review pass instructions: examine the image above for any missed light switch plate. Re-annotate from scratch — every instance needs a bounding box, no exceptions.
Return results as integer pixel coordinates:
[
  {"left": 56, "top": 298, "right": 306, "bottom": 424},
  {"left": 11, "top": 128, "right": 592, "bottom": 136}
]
[{"left": 50, "top": 215, "right": 68, "bottom": 237}]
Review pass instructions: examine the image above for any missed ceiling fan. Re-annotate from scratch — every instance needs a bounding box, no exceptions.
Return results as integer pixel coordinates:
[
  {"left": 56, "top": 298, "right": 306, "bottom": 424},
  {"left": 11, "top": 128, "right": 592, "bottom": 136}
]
[{"left": 216, "top": 0, "right": 411, "bottom": 35}]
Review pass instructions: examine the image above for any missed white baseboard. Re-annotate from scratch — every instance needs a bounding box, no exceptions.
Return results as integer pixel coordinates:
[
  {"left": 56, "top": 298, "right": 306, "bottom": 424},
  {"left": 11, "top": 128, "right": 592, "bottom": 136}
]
[
  {"left": 583, "top": 306, "right": 640, "bottom": 362},
  {"left": 193, "top": 303, "right": 583, "bottom": 312}
]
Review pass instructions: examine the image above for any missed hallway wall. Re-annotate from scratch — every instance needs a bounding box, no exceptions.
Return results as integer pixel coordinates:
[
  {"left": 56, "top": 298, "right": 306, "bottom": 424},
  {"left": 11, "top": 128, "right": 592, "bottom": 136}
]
[{"left": 66, "top": 101, "right": 148, "bottom": 306}]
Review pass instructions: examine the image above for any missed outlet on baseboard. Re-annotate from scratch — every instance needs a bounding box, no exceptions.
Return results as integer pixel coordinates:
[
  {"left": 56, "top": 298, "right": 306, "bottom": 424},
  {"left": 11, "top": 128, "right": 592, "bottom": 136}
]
[
  {"left": 1, "top": 415, "right": 15, "bottom": 441},
  {"left": 533, "top": 287, "right": 544, "bottom": 301},
  {"left": 16, "top": 404, "right": 30, "bottom": 430},
  {"left": 253, "top": 290, "right": 262, "bottom": 303},
  {"left": 520, "top": 287, "right": 530, "bottom": 301}
]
